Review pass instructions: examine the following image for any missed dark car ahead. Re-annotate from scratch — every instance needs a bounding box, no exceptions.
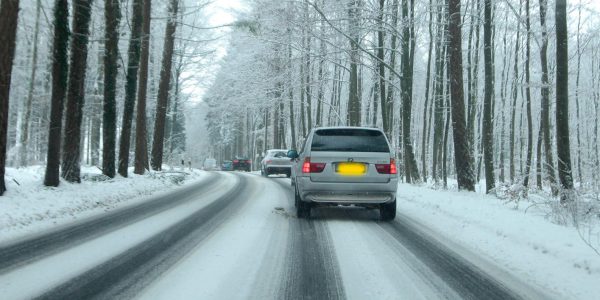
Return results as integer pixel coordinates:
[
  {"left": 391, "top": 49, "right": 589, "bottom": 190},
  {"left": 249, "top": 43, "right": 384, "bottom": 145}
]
[{"left": 232, "top": 156, "right": 251, "bottom": 171}]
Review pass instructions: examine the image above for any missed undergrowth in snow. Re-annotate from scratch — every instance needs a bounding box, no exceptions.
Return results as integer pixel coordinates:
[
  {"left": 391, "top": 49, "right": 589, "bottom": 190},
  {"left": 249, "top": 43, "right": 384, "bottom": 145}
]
[{"left": 0, "top": 165, "right": 206, "bottom": 244}]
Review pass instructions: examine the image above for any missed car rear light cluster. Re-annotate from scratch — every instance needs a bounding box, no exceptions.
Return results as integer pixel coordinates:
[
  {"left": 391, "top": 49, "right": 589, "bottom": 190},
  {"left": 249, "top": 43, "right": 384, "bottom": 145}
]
[
  {"left": 375, "top": 158, "right": 397, "bottom": 174},
  {"left": 302, "top": 157, "right": 325, "bottom": 173},
  {"left": 233, "top": 160, "right": 239, "bottom": 163}
]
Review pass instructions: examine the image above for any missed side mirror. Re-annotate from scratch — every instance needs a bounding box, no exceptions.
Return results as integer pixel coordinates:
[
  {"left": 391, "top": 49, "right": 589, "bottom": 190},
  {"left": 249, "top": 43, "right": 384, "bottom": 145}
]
[{"left": 287, "top": 149, "right": 299, "bottom": 159}]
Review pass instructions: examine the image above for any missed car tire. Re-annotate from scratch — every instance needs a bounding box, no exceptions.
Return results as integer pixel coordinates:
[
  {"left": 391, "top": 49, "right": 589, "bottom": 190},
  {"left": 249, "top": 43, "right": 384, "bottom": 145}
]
[
  {"left": 294, "top": 186, "right": 299, "bottom": 208},
  {"left": 296, "top": 188, "right": 311, "bottom": 218},
  {"left": 379, "top": 199, "right": 396, "bottom": 221},
  {"left": 286, "top": 171, "right": 291, "bottom": 178},
  {"left": 297, "top": 200, "right": 311, "bottom": 219}
]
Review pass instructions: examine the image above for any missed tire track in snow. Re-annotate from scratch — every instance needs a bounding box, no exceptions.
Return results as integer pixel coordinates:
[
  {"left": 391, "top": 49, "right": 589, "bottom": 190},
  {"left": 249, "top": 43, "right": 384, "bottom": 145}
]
[
  {"left": 35, "top": 173, "right": 249, "bottom": 300},
  {"left": 377, "top": 218, "right": 522, "bottom": 300},
  {"left": 0, "top": 173, "right": 220, "bottom": 273},
  {"left": 271, "top": 178, "right": 346, "bottom": 300}
]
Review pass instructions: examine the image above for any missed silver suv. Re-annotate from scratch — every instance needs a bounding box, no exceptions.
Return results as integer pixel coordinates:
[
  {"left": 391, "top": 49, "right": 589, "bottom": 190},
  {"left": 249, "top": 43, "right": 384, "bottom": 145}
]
[
  {"left": 288, "top": 127, "right": 398, "bottom": 220},
  {"left": 261, "top": 149, "right": 293, "bottom": 177}
]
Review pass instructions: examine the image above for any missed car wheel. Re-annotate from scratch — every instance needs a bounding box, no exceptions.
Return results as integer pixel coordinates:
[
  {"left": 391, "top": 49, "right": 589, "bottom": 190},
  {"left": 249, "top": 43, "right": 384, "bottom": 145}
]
[
  {"left": 296, "top": 187, "right": 311, "bottom": 218},
  {"left": 264, "top": 169, "right": 269, "bottom": 177},
  {"left": 294, "top": 185, "right": 300, "bottom": 208},
  {"left": 286, "top": 171, "right": 291, "bottom": 178},
  {"left": 379, "top": 198, "right": 397, "bottom": 221}
]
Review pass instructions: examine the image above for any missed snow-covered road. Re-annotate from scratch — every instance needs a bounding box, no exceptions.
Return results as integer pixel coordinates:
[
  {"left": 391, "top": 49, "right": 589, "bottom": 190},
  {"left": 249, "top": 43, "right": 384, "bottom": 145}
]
[{"left": 0, "top": 172, "right": 550, "bottom": 299}]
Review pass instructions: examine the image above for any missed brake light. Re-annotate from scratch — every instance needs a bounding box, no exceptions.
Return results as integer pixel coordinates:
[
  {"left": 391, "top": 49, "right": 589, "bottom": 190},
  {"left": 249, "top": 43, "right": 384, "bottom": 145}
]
[
  {"left": 246, "top": 160, "right": 251, "bottom": 164},
  {"left": 376, "top": 158, "right": 397, "bottom": 174},
  {"left": 302, "top": 157, "right": 325, "bottom": 173},
  {"left": 233, "top": 160, "right": 239, "bottom": 163},
  {"left": 266, "top": 160, "right": 272, "bottom": 164}
]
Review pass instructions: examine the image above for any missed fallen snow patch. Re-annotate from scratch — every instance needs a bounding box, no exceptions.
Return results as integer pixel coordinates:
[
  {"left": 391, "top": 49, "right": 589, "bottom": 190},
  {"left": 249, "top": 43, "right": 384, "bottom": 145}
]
[
  {"left": 397, "top": 183, "right": 600, "bottom": 300},
  {"left": 0, "top": 166, "right": 207, "bottom": 244}
]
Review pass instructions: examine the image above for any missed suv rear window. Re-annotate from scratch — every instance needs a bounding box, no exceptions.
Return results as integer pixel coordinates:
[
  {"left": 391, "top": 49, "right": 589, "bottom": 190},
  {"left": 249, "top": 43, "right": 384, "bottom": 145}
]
[{"left": 311, "top": 129, "right": 390, "bottom": 152}]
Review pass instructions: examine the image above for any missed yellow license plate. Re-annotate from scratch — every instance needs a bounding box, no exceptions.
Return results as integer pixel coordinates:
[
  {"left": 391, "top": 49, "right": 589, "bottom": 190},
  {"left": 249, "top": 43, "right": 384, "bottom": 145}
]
[{"left": 337, "top": 162, "right": 366, "bottom": 176}]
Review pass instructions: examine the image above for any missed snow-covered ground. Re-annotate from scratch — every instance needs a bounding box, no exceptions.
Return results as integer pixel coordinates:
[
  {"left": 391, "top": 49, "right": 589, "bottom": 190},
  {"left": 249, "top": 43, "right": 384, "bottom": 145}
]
[
  {"left": 1, "top": 168, "right": 598, "bottom": 299},
  {"left": 397, "top": 183, "right": 600, "bottom": 299},
  {"left": 0, "top": 166, "right": 207, "bottom": 244}
]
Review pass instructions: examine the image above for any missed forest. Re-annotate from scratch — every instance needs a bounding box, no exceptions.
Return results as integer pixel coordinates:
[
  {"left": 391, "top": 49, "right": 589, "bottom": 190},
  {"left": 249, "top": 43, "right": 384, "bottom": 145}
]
[
  {"left": 0, "top": 0, "right": 598, "bottom": 204},
  {"left": 0, "top": 0, "right": 211, "bottom": 194},
  {"left": 203, "top": 0, "right": 599, "bottom": 202}
]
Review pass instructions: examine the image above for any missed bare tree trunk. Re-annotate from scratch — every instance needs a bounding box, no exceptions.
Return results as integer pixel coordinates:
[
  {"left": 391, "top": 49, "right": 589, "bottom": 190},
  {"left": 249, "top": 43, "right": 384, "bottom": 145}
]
[
  {"left": 523, "top": 0, "right": 534, "bottom": 191},
  {"left": 151, "top": 0, "right": 179, "bottom": 171},
  {"left": 61, "top": 0, "right": 93, "bottom": 183},
  {"left": 118, "top": 0, "right": 143, "bottom": 177},
  {"left": 287, "top": 39, "right": 296, "bottom": 148},
  {"left": 498, "top": 10, "right": 510, "bottom": 184},
  {"left": 377, "top": 0, "right": 389, "bottom": 135},
  {"left": 555, "top": 0, "right": 575, "bottom": 200},
  {"left": 401, "top": 0, "right": 420, "bottom": 183},
  {"left": 134, "top": 0, "right": 152, "bottom": 175},
  {"left": 482, "top": 0, "right": 495, "bottom": 193},
  {"left": 467, "top": 0, "right": 481, "bottom": 166},
  {"left": 509, "top": 5, "right": 522, "bottom": 183},
  {"left": 385, "top": 0, "right": 399, "bottom": 137},
  {"left": 574, "top": 2, "right": 583, "bottom": 186},
  {"left": 44, "top": 0, "right": 69, "bottom": 187},
  {"left": 102, "top": 0, "right": 121, "bottom": 177},
  {"left": 421, "top": 0, "right": 434, "bottom": 182},
  {"left": 347, "top": 0, "right": 361, "bottom": 126},
  {"left": 432, "top": 3, "right": 446, "bottom": 183},
  {"left": 448, "top": 0, "right": 475, "bottom": 191},
  {"left": 0, "top": 0, "right": 20, "bottom": 194}
]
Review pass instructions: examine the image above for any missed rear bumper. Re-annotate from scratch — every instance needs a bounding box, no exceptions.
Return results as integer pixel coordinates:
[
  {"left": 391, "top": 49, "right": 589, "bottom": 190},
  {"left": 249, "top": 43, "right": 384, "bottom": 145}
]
[{"left": 297, "top": 176, "right": 398, "bottom": 204}]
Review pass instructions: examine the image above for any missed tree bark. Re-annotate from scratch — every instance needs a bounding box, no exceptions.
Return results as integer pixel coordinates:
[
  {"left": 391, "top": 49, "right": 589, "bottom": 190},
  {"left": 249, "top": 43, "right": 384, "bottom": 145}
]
[
  {"left": 448, "top": 0, "right": 475, "bottom": 191},
  {"left": 102, "top": 0, "right": 121, "bottom": 177},
  {"left": 421, "top": 0, "right": 434, "bottom": 182},
  {"left": 61, "top": 0, "right": 93, "bottom": 183},
  {"left": 377, "top": 0, "right": 389, "bottom": 135},
  {"left": 118, "top": 0, "right": 143, "bottom": 177},
  {"left": 44, "top": 0, "right": 69, "bottom": 187},
  {"left": 151, "top": 0, "right": 179, "bottom": 171},
  {"left": 401, "top": 0, "right": 420, "bottom": 183},
  {"left": 509, "top": 5, "right": 522, "bottom": 183},
  {"left": 347, "top": 0, "right": 361, "bottom": 126},
  {"left": 0, "top": 0, "right": 20, "bottom": 194},
  {"left": 134, "top": 0, "right": 152, "bottom": 175},
  {"left": 555, "top": 0, "right": 575, "bottom": 200},
  {"left": 482, "top": 0, "right": 495, "bottom": 193},
  {"left": 523, "top": 0, "right": 534, "bottom": 190}
]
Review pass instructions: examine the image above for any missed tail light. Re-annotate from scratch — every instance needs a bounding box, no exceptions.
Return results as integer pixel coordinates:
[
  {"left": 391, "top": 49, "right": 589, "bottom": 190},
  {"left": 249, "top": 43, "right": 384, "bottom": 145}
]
[
  {"left": 302, "top": 157, "right": 325, "bottom": 173},
  {"left": 233, "top": 159, "right": 239, "bottom": 163},
  {"left": 246, "top": 160, "right": 251, "bottom": 164},
  {"left": 266, "top": 160, "right": 272, "bottom": 164},
  {"left": 376, "top": 158, "right": 397, "bottom": 174}
]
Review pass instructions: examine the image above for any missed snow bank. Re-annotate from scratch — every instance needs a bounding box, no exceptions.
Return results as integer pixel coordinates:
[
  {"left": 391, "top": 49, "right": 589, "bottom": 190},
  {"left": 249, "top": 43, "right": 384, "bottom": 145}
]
[
  {"left": 0, "top": 166, "right": 207, "bottom": 244},
  {"left": 397, "top": 183, "right": 600, "bottom": 300}
]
